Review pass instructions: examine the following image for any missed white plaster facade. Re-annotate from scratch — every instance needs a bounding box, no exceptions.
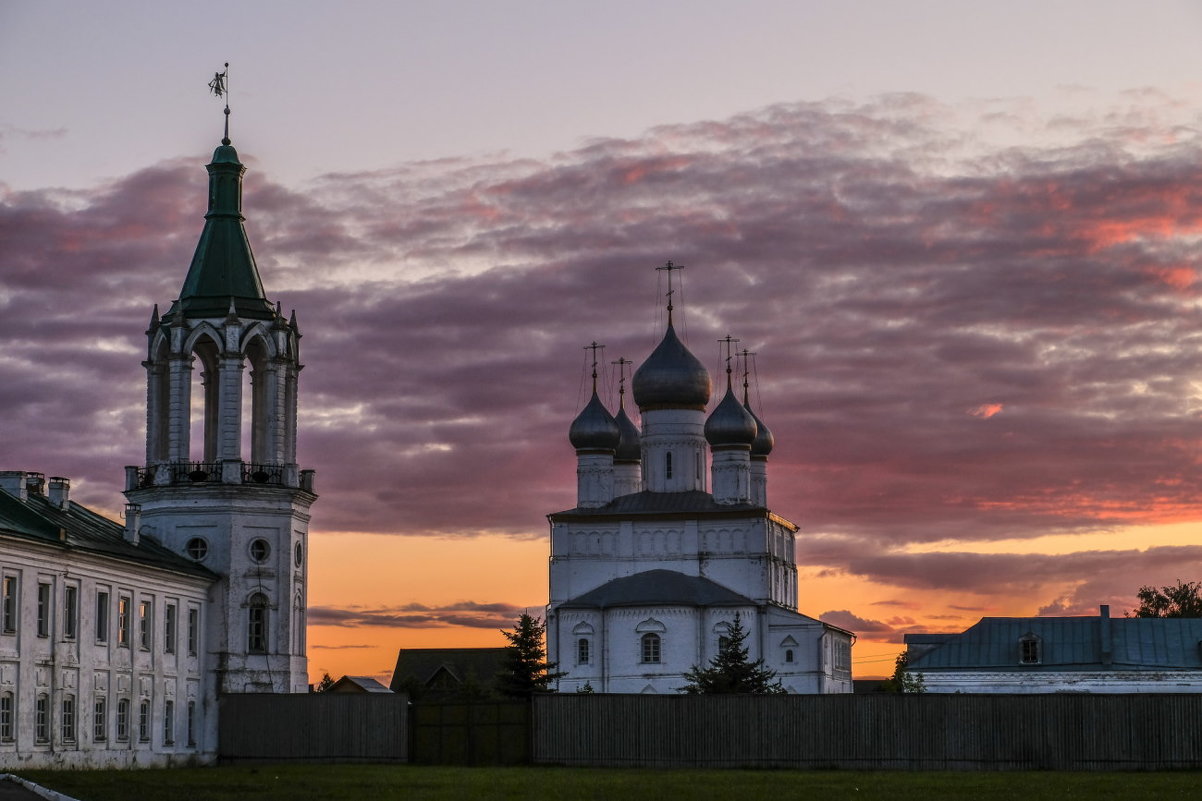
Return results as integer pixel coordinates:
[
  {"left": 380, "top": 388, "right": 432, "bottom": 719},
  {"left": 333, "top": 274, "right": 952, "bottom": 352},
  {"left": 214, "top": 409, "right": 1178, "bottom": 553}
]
[{"left": 548, "top": 315, "right": 854, "bottom": 694}]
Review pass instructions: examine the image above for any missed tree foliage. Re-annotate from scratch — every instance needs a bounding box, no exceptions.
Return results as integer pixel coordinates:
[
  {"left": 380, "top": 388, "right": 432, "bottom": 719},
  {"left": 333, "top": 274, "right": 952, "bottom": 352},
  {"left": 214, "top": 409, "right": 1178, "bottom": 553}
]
[
  {"left": 497, "top": 612, "right": 565, "bottom": 697},
  {"left": 879, "top": 651, "right": 925, "bottom": 694},
  {"left": 1133, "top": 580, "right": 1202, "bottom": 618},
  {"left": 313, "top": 672, "right": 335, "bottom": 693},
  {"left": 678, "top": 613, "right": 786, "bottom": 694}
]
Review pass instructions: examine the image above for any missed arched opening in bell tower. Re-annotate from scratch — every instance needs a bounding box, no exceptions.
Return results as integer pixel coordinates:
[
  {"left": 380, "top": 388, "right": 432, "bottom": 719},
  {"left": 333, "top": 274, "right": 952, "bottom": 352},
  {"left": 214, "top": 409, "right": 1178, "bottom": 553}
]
[
  {"left": 243, "top": 336, "right": 270, "bottom": 465},
  {"left": 189, "top": 335, "right": 221, "bottom": 464}
]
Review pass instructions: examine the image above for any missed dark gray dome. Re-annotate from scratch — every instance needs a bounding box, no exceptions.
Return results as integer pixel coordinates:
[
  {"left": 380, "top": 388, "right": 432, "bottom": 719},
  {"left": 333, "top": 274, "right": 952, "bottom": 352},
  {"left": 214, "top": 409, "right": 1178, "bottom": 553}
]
[
  {"left": 746, "top": 401, "right": 774, "bottom": 457},
  {"left": 569, "top": 392, "right": 620, "bottom": 451},
  {"left": 632, "top": 323, "right": 712, "bottom": 411},
  {"left": 705, "top": 385, "right": 757, "bottom": 447},
  {"left": 614, "top": 406, "right": 641, "bottom": 463}
]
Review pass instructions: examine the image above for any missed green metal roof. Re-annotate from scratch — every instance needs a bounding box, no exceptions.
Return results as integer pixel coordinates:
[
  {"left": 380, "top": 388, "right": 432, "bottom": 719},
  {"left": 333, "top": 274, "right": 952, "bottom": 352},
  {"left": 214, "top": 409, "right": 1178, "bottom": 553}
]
[
  {"left": 908, "top": 615, "right": 1202, "bottom": 672},
  {"left": 0, "top": 491, "right": 215, "bottom": 581},
  {"left": 171, "top": 143, "right": 274, "bottom": 321}
]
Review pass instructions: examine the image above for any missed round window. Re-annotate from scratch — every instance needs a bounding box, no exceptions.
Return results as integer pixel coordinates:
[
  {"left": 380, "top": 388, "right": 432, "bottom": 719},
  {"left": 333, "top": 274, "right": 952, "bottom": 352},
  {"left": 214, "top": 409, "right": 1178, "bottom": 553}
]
[
  {"left": 249, "top": 539, "right": 271, "bottom": 563},
  {"left": 294, "top": 542, "right": 303, "bottom": 568},
  {"left": 185, "top": 538, "right": 208, "bottom": 561}
]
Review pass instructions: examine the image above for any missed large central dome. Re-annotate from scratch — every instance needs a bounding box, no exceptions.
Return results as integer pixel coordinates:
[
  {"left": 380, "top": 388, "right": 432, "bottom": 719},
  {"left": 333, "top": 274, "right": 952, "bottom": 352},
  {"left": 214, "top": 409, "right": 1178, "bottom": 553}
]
[{"left": 632, "top": 323, "right": 712, "bottom": 411}]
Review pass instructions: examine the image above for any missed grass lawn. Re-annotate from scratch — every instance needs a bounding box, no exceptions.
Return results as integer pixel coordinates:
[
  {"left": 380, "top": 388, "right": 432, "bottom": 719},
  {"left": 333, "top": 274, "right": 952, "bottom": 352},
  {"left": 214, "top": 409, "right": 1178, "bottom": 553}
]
[{"left": 15, "top": 764, "right": 1202, "bottom": 801}]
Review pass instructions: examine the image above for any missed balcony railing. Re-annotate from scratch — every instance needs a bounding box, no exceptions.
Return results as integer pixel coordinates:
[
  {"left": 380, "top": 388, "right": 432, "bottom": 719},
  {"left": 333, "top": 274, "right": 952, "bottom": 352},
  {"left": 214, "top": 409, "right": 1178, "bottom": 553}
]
[{"left": 127, "top": 462, "right": 312, "bottom": 492}]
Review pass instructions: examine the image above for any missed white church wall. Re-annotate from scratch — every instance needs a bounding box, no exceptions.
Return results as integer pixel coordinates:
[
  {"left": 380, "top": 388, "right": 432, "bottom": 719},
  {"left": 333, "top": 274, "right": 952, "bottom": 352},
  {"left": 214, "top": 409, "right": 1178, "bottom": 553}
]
[{"left": 0, "top": 539, "right": 213, "bottom": 768}]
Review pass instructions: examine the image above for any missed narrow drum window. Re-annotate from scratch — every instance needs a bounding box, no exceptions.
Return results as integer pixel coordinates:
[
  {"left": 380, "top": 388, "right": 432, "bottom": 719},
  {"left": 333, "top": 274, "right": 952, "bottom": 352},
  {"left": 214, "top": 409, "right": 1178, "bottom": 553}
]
[
  {"left": 641, "top": 632, "right": 661, "bottom": 664},
  {"left": 247, "top": 593, "right": 269, "bottom": 653},
  {"left": 665, "top": 452, "right": 673, "bottom": 480}
]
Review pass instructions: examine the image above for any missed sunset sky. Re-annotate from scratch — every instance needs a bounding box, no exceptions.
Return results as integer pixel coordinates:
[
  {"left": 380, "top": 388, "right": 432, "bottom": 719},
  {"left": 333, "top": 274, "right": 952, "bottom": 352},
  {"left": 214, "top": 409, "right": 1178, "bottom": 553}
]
[{"left": 6, "top": 2, "right": 1202, "bottom": 683}]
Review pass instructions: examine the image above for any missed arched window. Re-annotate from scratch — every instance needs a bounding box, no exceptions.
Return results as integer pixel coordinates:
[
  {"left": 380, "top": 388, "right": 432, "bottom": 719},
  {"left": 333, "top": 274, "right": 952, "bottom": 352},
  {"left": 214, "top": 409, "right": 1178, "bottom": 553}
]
[
  {"left": 0, "top": 692, "right": 13, "bottom": 742},
  {"left": 61, "top": 694, "right": 76, "bottom": 743},
  {"left": 577, "top": 638, "right": 590, "bottom": 665},
  {"left": 247, "top": 593, "right": 269, "bottom": 653},
  {"left": 640, "top": 633, "right": 661, "bottom": 664},
  {"left": 138, "top": 699, "right": 151, "bottom": 742},
  {"left": 785, "top": 649, "right": 794, "bottom": 663},
  {"left": 116, "top": 698, "right": 130, "bottom": 741},
  {"left": 35, "top": 694, "right": 49, "bottom": 743},
  {"left": 1019, "top": 633, "right": 1041, "bottom": 665}
]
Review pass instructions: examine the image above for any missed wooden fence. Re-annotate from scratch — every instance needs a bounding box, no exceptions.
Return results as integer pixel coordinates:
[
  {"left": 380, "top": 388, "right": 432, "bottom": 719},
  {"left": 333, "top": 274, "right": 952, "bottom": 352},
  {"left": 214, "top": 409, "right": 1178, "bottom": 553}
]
[
  {"left": 532, "top": 693, "right": 1202, "bottom": 770},
  {"left": 218, "top": 693, "right": 409, "bottom": 763},
  {"left": 410, "top": 701, "right": 530, "bottom": 765},
  {"left": 216, "top": 692, "right": 1202, "bottom": 769}
]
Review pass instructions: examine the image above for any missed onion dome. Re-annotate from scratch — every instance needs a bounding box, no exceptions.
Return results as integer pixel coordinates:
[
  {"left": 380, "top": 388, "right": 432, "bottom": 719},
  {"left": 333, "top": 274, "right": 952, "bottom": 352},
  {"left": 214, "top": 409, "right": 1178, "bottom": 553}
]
[
  {"left": 746, "top": 402, "right": 774, "bottom": 457},
  {"left": 614, "top": 406, "right": 642, "bottom": 463},
  {"left": 569, "top": 392, "right": 620, "bottom": 451},
  {"left": 632, "top": 324, "right": 712, "bottom": 411},
  {"left": 705, "top": 385, "right": 757, "bottom": 447}
]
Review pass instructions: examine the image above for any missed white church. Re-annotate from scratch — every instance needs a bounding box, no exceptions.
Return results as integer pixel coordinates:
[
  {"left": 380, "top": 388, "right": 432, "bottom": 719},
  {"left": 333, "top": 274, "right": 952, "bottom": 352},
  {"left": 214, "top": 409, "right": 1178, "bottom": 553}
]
[
  {"left": 546, "top": 286, "right": 855, "bottom": 694},
  {"left": 0, "top": 128, "right": 313, "bottom": 767}
]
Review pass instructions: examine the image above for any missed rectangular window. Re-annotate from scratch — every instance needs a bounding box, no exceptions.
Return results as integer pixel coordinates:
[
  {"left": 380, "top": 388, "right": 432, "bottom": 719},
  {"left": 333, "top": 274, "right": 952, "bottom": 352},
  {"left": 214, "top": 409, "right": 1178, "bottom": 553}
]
[
  {"left": 163, "top": 700, "right": 174, "bottom": 745},
  {"left": 577, "top": 638, "right": 590, "bottom": 665},
  {"left": 0, "top": 693, "right": 13, "bottom": 742},
  {"left": 138, "top": 699, "right": 150, "bottom": 742},
  {"left": 665, "top": 451, "right": 673, "bottom": 480},
  {"left": 641, "top": 633, "right": 661, "bottom": 664},
  {"left": 36, "top": 582, "right": 51, "bottom": 638},
  {"left": 35, "top": 695, "right": 49, "bottom": 743},
  {"left": 186, "top": 701, "right": 196, "bottom": 747},
  {"left": 95, "top": 590, "right": 110, "bottom": 643},
  {"left": 187, "top": 608, "right": 199, "bottom": 656},
  {"left": 1, "top": 576, "right": 16, "bottom": 634},
  {"left": 93, "top": 697, "right": 107, "bottom": 742},
  {"left": 61, "top": 695, "right": 75, "bottom": 743},
  {"left": 118, "top": 595, "right": 131, "bottom": 647},
  {"left": 116, "top": 698, "right": 129, "bottom": 741},
  {"left": 139, "top": 600, "right": 152, "bottom": 650},
  {"left": 247, "top": 599, "right": 267, "bottom": 653},
  {"left": 165, "top": 603, "right": 177, "bottom": 654},
  {"left": 64, "top": 585, "right": 78, "bottom": 640}
]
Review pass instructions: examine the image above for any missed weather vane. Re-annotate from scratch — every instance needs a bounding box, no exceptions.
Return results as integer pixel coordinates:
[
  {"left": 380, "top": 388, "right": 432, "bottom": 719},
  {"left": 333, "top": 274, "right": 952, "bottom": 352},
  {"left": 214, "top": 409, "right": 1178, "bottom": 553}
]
[{"left": 208, "top": 62, "right": 231, "bottom": 145}]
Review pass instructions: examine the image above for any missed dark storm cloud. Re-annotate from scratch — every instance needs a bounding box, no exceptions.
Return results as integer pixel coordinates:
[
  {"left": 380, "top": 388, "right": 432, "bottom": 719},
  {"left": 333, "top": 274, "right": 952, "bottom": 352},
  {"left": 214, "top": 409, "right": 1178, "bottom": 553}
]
[
  {"left": 308, "top": 601, "right": 523, "bottom": 630},
  {"left": 6, "top": 93, "right": 1202, "bottom": 603}
]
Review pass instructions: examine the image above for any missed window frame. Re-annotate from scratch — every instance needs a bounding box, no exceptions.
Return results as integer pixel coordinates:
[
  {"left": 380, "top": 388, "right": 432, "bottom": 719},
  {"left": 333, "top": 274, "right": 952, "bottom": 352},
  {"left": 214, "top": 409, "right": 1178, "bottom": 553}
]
[
  {"left": 640, "top": 632, "right": 662, "bottom": 664},
  {"left": 139, "top": 599, "right": 153, "bottom": 651},
  {"left": 0, "top": 692, "right": 13, "bottom": 742},
  {"left": 165, "top": 603, "right": 177, "bottom": 655},
  {"left": 1, "top": 575, "right": 17, "bottom": 634},
  {"left": 186, "top": 700, "right": 196, "bottom": 748},
  {"left": 35, "top": 694, "right": 49, "bottom": 744},
  {"left": 63, "top": 584, "right": 79, "bottom": 640},
  {"left": 247, "top": 593, "right": 269, "bottom": 653},
  {"left": 95, "top": 589, "right": 110, "bottom": 643},
  {"left": 187, "top": 607, "right": 200, "bottom": 656},
  {"left": 1019, "top": 634, "right": 1041, "bottom": 665},
  {"left": 577, "top": 637, "right": 590, "bottom": 665},
  {"left": 93, "top": 697, "right": 107, "bottom": 742},
  {"left": 163, "top": 699, "right": 175, "bottom": 745},
  {"left": 117, "top": 594, "right": 132, "bottom": 647},
  {"left": 116, "top": 698, "right": 130, "bottom": 742},
  {"left": 36, "top": 581, "right": 51, "bottom": 638},
  {"left": 61, "top": 694, "right": 76, "bottom": 743},
  {"left": 138, "top": 698, "right": 151, "bottom": 743}
]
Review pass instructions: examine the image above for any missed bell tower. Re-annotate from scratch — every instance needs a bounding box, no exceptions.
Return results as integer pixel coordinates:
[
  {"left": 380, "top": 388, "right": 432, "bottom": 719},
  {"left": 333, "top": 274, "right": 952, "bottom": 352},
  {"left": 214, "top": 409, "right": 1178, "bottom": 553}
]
[{"left": 124, "top": 100, "right": 315, "bottom": 695}]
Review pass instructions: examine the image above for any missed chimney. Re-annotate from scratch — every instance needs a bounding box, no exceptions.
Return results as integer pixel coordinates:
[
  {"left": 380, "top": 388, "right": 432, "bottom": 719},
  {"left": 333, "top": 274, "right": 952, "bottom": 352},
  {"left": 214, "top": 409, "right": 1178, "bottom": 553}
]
[
  {"left": 124, "top": 503, "right": 141, "bottom": 545},
  {"left": 47, "top": 477, "right": 70, "bottom": 509},
  {"left": 1099, "top": 604, "right": 1112, "bottom": 665},
  {"left": 0, "top": 471, "right": 28, "bottom": 501},
  {"left": 25, "top": 472, "right": 45, "bottom": 496}
]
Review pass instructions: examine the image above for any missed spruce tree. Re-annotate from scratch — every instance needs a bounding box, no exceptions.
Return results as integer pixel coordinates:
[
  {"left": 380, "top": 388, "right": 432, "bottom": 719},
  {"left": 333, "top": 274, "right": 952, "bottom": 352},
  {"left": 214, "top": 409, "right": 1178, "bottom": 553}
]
[
  {"left": 678, "top": 613, "right": 786, "bottom": 694},
  {"left": 497, "top": 612, "right": 565, "bottom": 697}
]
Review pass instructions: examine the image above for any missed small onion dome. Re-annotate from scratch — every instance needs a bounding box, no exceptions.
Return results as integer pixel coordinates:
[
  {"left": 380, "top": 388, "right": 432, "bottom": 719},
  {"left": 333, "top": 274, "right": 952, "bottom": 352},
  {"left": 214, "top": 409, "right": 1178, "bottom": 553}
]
[
  {"left": 705, "top": 385, "right": 757, "bottom": 447},
  {"left": 746, "top": 403, "right": 774, "bottom": 457},
  {"left": 614, "top": 407, "right": 642, "bottom": 463},
  {"left": 632, "top": 324, "right": 712, "bottom": 411},
  {"left": 569, "top": 392, "right": 621, "bottom": 451}
]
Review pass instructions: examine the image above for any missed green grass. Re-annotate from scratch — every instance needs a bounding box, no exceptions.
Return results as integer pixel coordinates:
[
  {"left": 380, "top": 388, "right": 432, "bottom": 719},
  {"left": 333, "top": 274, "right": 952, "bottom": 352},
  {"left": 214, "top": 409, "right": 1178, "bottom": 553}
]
[{"left": 16, "top": 764, "right": 1202, "bottom": 801}]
